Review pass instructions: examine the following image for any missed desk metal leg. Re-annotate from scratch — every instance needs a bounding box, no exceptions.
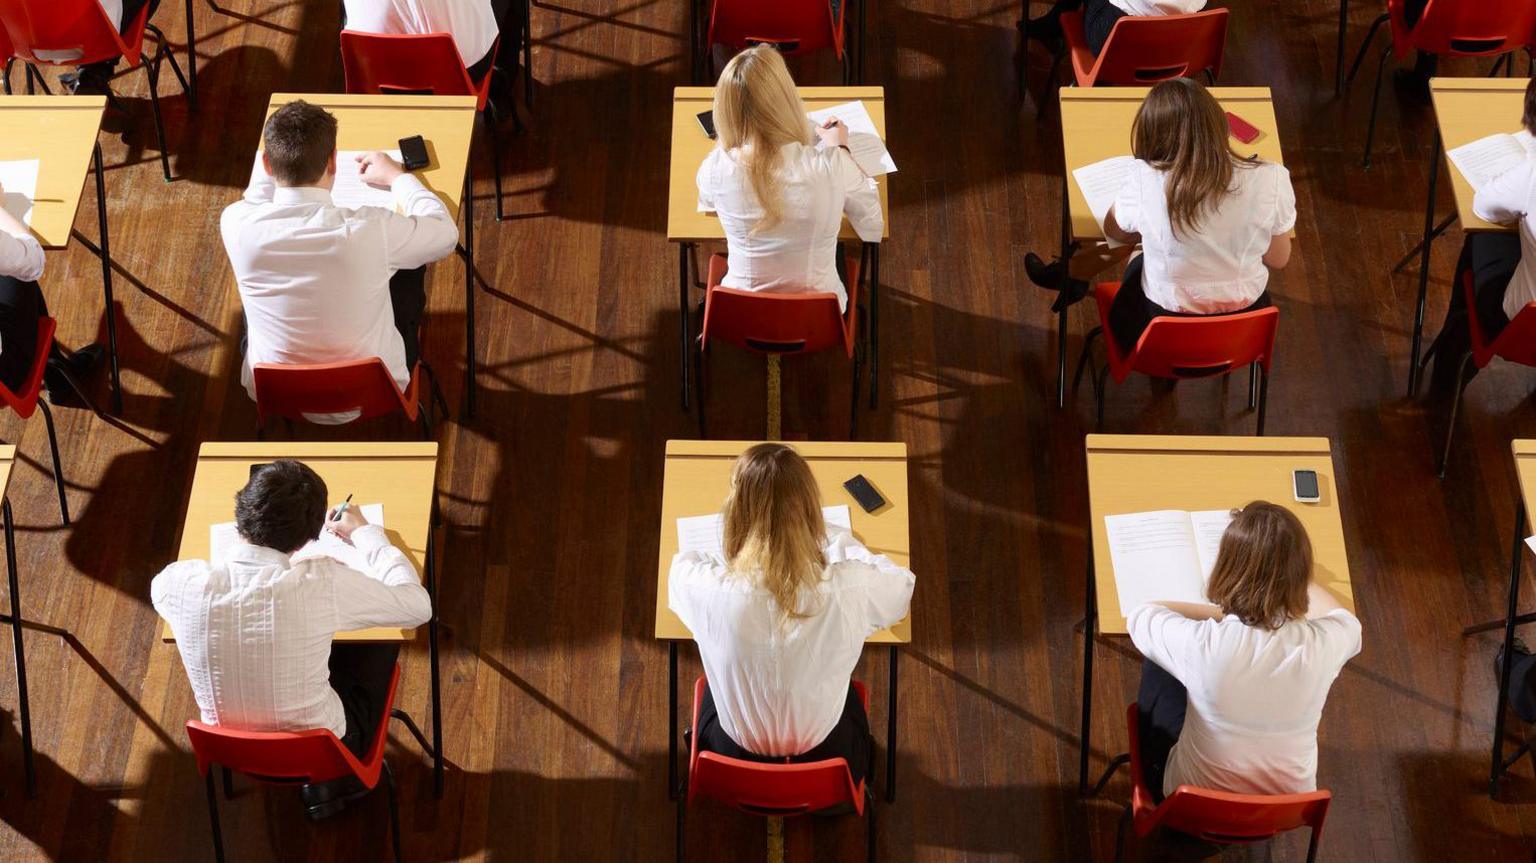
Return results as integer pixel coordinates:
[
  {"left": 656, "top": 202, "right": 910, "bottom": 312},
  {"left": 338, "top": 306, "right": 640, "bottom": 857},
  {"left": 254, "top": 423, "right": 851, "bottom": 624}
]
[
  {"left": 463, "top": 165, "right": 478, "bottom": 419},
  {"left": 678, "top": 243, "right": 692, "bottom": 411},
  {"left": 868, "top": 243, "right": 879, "bottom": 410},
  {"left": 184, "top": 0, "right": 199, "bottom": 108},
  {"left": 1335, "top": 0, "right": 1349, "bottom": 96},
  {"left": 1491, "top": 500, "right": 1527, "bottom": 798},
  {"left": 3, "top": 499, "right": 33, "bottom": 798},
  {"left": 858, "top": 0, "right": 867, "bottom": 84},
  {"left": 1408, "top": 133, "right": 1440, "bottom": 397},
  {"left": 885, "top": 644, "right": 898, "bottom": 802},
  {"left": 91, "top": 144, "right": 123, "bottom": 415},
  {"left": 425, "top": 502, "right": 444, "bottom": 798},
  {"left": 1056, "top": 172, "right": 1075, "bottom": 409},
  {"left": 1078, "top": 556, "right": 1096, "bottom": 796},
  {"left": 668, "top": 640, "right": 679, "bottom": 799}
]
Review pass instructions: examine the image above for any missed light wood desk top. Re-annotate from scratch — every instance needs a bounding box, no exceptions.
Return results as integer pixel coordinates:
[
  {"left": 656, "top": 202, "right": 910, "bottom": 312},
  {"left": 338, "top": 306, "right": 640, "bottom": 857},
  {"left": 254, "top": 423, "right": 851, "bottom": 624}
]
[
  {"left": 1430, "top": 78, "right": 1527, "bottom": 234},
  {"left": 1511, "top": 441, "right": 1536, "bottom": 516},
  {"left": 1085, "top": 434, "right": 1355, "bottom": 635},
  {"left": 265, "top": 94, "right": 477, "bottom": 222},
  {"left": 1059, "top": 87, "right": 1285, "bottom": 242},
  {"left": 0, "top": 96, "right": 107, "bottom": 249},
  {"left": 667, "top": 86, "right": 891, "bottom": 242},
  {"left": 655, "top": 440, "right": 911, "bottom": 643},
  {"left": 161, "top": 442, "right": 439, "bottom": 643},
  {"left": 0, "top": 445, "right": 15, "bottom": 498}
]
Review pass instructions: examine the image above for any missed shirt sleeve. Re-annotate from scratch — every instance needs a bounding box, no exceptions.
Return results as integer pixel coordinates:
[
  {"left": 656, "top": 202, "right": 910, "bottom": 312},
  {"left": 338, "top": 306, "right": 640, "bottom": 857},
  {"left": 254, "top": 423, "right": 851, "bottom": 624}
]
[
  {"left": 242, "top": 155, "right": 277, "bottom": 204},
  {"left": 1112, "top": 161, "right": 1146, "bottom": 235},
  {"left": 1311, "top": 607, "right": 1364, "bottom": 664},
  {"left": 1474, "top": 158, "right": 1536, "bottom": 226},
  {"left": 827, "top": 530, "right": 914, "bottom": 632},
  {"left": 379, "top": 173, "right": 460, "bottom": 271},
  {"left": 328, "top": 525, "right": 433, "bottom": 630},
  {"left": 668, "top": 551, "right": 724, "bottom": 637},
  {"left": 833, "top": 149, "right": 884, "bottom": 243},
  {"left": 696, "top": 150, "right": 718, "bottom": 214},
  {"left": 1126, "top": 604, "right": 1200, "bottom": 680},
  {"left": 1270, "top": 164, "right": 1297, "bottom": 235},
  {"left": 0, "top": 229, "right": 44, "bottom": 283}
]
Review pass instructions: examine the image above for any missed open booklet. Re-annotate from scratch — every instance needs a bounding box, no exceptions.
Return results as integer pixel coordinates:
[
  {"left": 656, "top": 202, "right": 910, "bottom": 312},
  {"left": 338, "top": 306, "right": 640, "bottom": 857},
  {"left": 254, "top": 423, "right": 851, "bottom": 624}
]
[
  {"left": 1104, "top": 508, "right": 1233, "bottom": 612},
  {"left": 806, "top": 101, "right": 897, "bottom": 177},
  {"left": 1447, "top": 129, "right": 1536, "bottom": 192},
  {"left": 249, "top": 150, "right": 405, "bottom": 211},
  {"left": 677, "top": 505, "right": 852, "bottom": 558},
  {"left": 0, "top": 159, "right": 40, "bottom": 227},
  {"left": 1071, "top": 155, "right": 1133, "bottom": 248},
  {"left": 210, "top": 503, "right": 386, "bottom": 572}
]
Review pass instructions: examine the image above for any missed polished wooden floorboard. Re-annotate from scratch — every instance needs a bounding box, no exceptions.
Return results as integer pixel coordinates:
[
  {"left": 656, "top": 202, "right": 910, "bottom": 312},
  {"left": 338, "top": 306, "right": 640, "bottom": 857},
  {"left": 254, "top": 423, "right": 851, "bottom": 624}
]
[{"left": 0, "top": 0, "right": 1530, "bottom": 859}]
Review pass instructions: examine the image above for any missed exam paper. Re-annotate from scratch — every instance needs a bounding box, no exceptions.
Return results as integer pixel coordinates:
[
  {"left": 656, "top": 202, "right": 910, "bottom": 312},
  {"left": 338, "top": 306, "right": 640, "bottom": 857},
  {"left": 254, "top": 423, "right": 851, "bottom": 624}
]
[
  {"left": 1447, "top": 131, "right": 1536, "bottom": 191},
  {"left": 807, "top": 101, "right": 897, "bottom": 176},
  {"left": 1071, "top": 155, "right": 1134, "bottom": 243},
  {"left": 211, "top": 503, "right": 386, "bottom": 571},
  {"left": 248, "top": 150, "right": 404, "bottom": 211},
  {"left": 677, "top": 505, "right": 853, "bottom": 558},
  {"left": 1104, "top": 508, "right": 1233, "bottom": 612},
  {"left": 0, "top": 159, "right": 40, "bottom": 227}
]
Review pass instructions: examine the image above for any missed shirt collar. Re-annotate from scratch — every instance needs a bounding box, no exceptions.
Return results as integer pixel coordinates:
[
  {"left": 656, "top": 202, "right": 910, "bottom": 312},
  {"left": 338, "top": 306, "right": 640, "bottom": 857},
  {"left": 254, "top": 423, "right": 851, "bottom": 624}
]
[
  {"left": 226, "top": 541, "right": 293, "bottom": 568},
  {"left": 271, "top": 186, "right": 335, "bottom": 206}
]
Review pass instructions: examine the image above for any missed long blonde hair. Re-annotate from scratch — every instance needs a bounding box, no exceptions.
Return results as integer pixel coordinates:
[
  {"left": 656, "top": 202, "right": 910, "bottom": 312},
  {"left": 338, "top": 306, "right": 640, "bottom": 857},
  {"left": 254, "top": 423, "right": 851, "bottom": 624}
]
[
  {"left": 722, "top": 443, "right": 827, "bottom": 619},
  {"left": 713, "top": 45, "right": 814, "bottom": 234},
  {"left": 1131, "top": 77, "right": 1258, "bottom": 238}
]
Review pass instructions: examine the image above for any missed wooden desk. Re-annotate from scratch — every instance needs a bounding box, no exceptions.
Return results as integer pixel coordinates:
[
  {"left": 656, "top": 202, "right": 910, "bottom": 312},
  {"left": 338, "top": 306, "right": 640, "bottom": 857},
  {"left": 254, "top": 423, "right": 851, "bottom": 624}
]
[
  {"left": 1051, "top": 87, "right": 1285, "bottom": 407},
  {"left": 265, "top": 94, "right": 483, "bottom": 416},
  {"left": 1079, "top": 434, "right": 1356, "bottom": 793},
  {"left": 0, "top": 445, "right": 36, "bottom": 796},
  {"left": 656, "top": 440, "right": 911, "bottom": 801},
  {"left": 1476, "top": 441, "right": 1536, "bottom": 797},
  {"left": 666, "top": 86, "right": 891, "bottom": 412},
  {"left": 161, "top": 441, "right": 448, "bottom": 794}
]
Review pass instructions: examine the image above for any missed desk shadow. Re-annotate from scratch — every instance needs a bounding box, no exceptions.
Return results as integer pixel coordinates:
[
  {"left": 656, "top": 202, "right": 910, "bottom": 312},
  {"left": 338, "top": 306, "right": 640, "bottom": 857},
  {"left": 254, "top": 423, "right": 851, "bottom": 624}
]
[
  {"left": 1396, "top": 750, "right": 1536, "bottom": 862},
  {"left": 0, "top": 708, "right": 137, "bottom": 861}
]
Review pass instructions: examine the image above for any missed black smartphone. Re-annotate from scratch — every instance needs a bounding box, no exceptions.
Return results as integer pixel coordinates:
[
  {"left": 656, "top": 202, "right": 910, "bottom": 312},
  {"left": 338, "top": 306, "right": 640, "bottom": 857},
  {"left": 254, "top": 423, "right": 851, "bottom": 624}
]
[
  {"left": 696, "top": 110, "right": 716, "bottom": 140},
  {"left": 843, "top": 474, "right": 885, "bottom": 513},
  {"left": 1292, "top": 469, "right": 1320, "bottom": 503},
  {"left": 248, "top": 462, "right": 271, "bottom": 480},
  {"left": 399, "top": 135, "right": 429, "bottom": 171}
]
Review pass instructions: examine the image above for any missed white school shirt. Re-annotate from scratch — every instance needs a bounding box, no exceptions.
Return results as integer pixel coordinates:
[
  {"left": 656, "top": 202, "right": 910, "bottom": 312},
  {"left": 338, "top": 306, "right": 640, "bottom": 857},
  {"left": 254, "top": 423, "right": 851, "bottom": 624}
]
[
  {"left": 221, "top": 166, "right": 458, "bottom": 423},
  {"left": 1113, "top": 158, "right": 1296, "bottom": 314},
  {"left": 1127, "top": 604, "right": 1362, "bottom": 797},
  {"left": 668, "top": 528, "right": 914, "bottom": 756},
  {"left": 151, "top": 526, "right": 433, "bottom": 739},
  {"left": 1471, "top": 155, "right": 1536, "bottom": 320},
  {"left": 33, "top": 2, "right": 127, "bottom": 61},
  {"left": 343, "top": 0, "right": 499, "bottom": 69},
  {"left": 696, "top": 141, "right": 883, "bottom": 312},
  {"left": 1109, "top": 0, "right": 1206, "bottom": 15}
]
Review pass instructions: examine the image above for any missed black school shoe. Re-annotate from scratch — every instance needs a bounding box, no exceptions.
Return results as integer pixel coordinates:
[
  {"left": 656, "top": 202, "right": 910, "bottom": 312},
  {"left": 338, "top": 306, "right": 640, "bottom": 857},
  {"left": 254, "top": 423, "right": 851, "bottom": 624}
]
[
  {"left": 43, "top": 344, "right": 103, "bottom": 406},
  {"left": 300, "top": 776, "right": 371, "bottom": 821},
  {"left": 1024, "top": 252, "right": 1089, "bottom": 312}
]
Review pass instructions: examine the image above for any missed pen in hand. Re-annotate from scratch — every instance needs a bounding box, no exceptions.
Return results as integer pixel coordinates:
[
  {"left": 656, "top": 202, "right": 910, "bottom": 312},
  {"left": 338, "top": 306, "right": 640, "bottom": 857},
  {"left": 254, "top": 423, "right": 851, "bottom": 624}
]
[{"left": 330, "top": 493, "right": 353, "bottom": 522}]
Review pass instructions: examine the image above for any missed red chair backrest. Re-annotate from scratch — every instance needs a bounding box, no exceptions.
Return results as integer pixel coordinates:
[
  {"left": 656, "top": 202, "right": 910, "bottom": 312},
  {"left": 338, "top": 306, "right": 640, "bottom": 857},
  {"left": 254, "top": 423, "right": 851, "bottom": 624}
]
[
  {"left": 1085, "top": 9, "right": 1229, "bottom": 86},
  {"left": 186, "top": 665, "right": 400, "bottom": 788},
  {"left": 0, "top": 316, "right": 55, "bottom": 420},
  {"left": 707, "top": 0, "right": 842, "bottom": 56},
  {"left": 1126, "top": 704, "right": 1330, "bottom": 844},
  {"left": 1464, "top": 266, "right": 1536, "bottom": 368},
  {"left": 1393, "top": 0, "right": 1536, "bottom": 58},
  {"left": 0, "top": 0, "right": 145, "bottom": 67},
  {"left": 687, "top": 677, "right": 866, "bottom": 816},
  {"left": 340, "top": 30, "right": 494, "bottom": 110},
  {"left": 251, "top": 358, "right": 419, "bottom": 426},
  {"left": 1125, "top": 306, "right": 1279, "bottom": 383},
  {"left": 701, "top": 288, "right": 852, "bottom": 357}
]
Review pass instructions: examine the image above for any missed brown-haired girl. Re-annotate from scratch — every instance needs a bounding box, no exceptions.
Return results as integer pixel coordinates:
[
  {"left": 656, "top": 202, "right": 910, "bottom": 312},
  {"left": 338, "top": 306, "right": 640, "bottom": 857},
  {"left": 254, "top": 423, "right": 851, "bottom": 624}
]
[
  {"left": 1128, "top": 501, "right": 1361, "bottom": 800},
  {"left": 668, "top": 443, "right": 914, "bottom": 782}
]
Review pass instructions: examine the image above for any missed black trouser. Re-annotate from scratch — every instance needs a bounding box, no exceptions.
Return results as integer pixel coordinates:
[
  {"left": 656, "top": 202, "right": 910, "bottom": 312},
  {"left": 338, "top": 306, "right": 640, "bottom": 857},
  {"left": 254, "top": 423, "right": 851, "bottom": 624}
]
[
  {"left": 390, "top": 266, "right": 427, "bottom": 371},
  {"left": 695, "top": 682, "right": 872, "bottom": 787},
  {"left": 1430, "top": 232, "right": 1521, "bottom": 389},
  {"left": 1137, "top": 659, "right": 1187, "bottom": 804},
  {"left": 1036, "top": 0, "right": 1130, "bottom": 55},
  {"left": 330, "top": 643, "right": 400, "bottom": 759},
  {"left": 1107, "top": 255, "right": 1273, "bottom": 355},
  {"left": 81, "top": 0, "right": 161, "bottom": 77},
  {"left": 0, "top": 276, "right": 45, "bottom": 394}
]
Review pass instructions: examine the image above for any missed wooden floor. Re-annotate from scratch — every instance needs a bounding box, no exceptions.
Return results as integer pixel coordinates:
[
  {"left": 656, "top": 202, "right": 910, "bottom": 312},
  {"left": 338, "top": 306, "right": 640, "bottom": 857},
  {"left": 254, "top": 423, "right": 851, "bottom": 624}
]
[{"left": 0, "top": 0, "right": 1534, "bottom": 859}]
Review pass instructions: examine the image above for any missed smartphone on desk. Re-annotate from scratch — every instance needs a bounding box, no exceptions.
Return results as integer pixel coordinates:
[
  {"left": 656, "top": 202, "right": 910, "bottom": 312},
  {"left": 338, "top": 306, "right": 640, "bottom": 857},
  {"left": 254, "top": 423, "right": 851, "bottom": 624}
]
[
  {"left": 843, "top": 474, "right": 886, "bottom": 513},
  {"left": 1292, "top": 469, "right": 1320, "bottom": 504},
  {"left": 1226, "top": 112, "right": 1261, "bottom": 145},
  {"left": 696, "top": 110, "right": 716, "bottom": 140},
  {"left": 399, "top": 135, "right": 430, "bottom": 171}
]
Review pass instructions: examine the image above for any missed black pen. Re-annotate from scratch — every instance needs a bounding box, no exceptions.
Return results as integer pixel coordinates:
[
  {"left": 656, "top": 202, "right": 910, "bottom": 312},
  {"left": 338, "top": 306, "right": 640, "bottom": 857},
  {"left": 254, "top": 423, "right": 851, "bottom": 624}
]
[{"left": 330, "top": 494, "right": 353, "bottom": 522}]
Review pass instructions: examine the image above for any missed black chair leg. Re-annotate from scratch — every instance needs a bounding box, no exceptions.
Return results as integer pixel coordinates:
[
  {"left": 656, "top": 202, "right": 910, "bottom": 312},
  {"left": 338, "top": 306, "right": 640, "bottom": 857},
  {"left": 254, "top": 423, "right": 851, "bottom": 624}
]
[
  {"left": 1094, "top": 365, "right": 1110, "bottom": 432},
  {"left": 221, "top": 766, "right": 234, "bottom": 799},
  {"left": 482, "top": 110, "right": 506, "bottom": 221},
  {"left": 1438, "top": 352, "right": 1474, "bottom": 479},
  {"left": 1362, "top": 43, "right": 1391, "bottom": 169},
  {"left": 1305, "top": 826, "right": 1321, "bottom": 863},
  {"left": 866, "top": 785, "right": 878, "bottom": 863},
  {"left": 3, "top": 499, "right": 33, "bottom": 798},
  {"left": 1071, "top": 326, "right": 1103, "bottom": 394},
  {"left": 1345, "top": 13, "right": 1390, "bottom": 87},
  {"left": 2, "top": 59, "right": 11, "bottom": 95},
  {"left": 522, "top": 0, "right": 534, "bottom": 108},
  {"left": 851, "top": 342, "right": 863, "bottom": 441},
  {"left": 205, "top": 770, "right": 227, "bottom": 863},
  {"left": 36, "top": 400, "right": 68, "bottom": 525},
  {"left": 389, "top": 707, "right": 438, "bottom": 759},
  {"left": 1255, "top": 366, "right": 1269, "bottom": 436},
  {"left": 384, "top": 760, "right": 403, "bottom": 863},
  {"left": 675, "top": 780, "right": 687, "bottom": 863},
  {"left": 1247, "top": 361, "right": 1258, "bottom": 410},
  {"left": 694, "top": 340, "right": 707, "bottom": 439},
  {"left": 1114, "top": 805, "right": 1131, "bottom": 863},
  {"left": 144, "top": 48, "right": 172, "bottom": 182}
]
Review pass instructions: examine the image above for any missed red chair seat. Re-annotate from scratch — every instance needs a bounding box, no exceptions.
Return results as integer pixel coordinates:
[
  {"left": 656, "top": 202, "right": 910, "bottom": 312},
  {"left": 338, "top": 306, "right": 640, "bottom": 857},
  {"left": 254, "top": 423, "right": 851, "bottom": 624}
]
[
  {"left": 707, "top": 0, "right": 846, "bottom": 59},
  {"left": 1061, "top": 9, "right": 1229, "bottom": 88},
  {"left": 252, "top": 356, "right": 425, "bottom": 428},
  {"left": 1090, "top": 281, "right": 1278, "bottom": 385}
]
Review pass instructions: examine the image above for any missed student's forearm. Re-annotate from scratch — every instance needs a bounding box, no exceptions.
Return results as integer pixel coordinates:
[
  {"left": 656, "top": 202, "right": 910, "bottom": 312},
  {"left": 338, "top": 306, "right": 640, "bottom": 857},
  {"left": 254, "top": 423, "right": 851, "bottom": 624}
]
[{"left": 1152, "top": 600, "right": 1224, "bottom": 621}]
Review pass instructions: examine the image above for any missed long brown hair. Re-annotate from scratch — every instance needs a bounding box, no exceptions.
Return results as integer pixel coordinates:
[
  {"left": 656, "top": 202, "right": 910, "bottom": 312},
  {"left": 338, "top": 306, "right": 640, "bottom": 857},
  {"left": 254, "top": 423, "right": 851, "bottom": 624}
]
[
  {"left": 722, "top": 443, "right": 827, "bottom": 620},
  {"left": 1206, "top": 501, "right": 1312, "bottom": 630},
  {"left": 1132, "top": 77, "right": 1257, "bottom": 237},
  {"left": 713, "top": 45, "right": 814, "bottom": 234}
]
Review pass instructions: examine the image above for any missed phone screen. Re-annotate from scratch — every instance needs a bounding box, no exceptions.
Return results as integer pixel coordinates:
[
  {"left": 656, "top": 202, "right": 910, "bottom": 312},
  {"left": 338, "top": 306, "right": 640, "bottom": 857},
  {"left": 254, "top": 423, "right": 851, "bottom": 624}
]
[
  {"left": 1293, "top": 470, "right": 1320, "bottom": 501},
  {"left": 697, "top": 110, "right": 716, "bottom": 140},
  {"left": 399, "top": 135, "right": 429, "bottom": 171}
]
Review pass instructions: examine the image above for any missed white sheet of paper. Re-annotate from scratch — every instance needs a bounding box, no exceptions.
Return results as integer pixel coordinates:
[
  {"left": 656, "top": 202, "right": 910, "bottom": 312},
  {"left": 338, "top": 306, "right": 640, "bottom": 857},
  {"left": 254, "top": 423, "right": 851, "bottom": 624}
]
[
  {"left": 0, "top": 159, "right": 40, "bottom": 227},
  {"left": 1105, "top": 509, "right": 1208, "bottom": 612},
  {"left": 1189, "top": 508, "right": 1234, "bottom": 585},
  {"left": 330, "top": 150, "right": 404, "bottom": 210},
  {"left": 1072, "top": 155, "right": 1134, "bottom": 247},
  {"left": 806, "top": 101, "right": 898, "bottom": 175},
  {"left": 210, "top": 503, "right": 386, "bottom": 571},
  {"left": 677, "top": 505, "right": 853, "bottom": 557},
  {"left": 1447, "top": 132, "right": 1533, "bottom": 191}
]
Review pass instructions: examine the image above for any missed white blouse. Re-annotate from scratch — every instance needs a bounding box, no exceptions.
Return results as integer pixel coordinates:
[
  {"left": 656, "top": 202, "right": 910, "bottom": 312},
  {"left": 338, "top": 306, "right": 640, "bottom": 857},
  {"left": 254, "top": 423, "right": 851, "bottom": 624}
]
[
  {"left": 1109, "top": 0, "right": 1206, "bottom": 15},
  {"left": 1113, "top": 158, "right": 1296, "bottom": 314},
  {"left": 1471, "top": 153, "right": 1536, "bottom": 320},
  {"left": 696, "top": 141, "right": 882, "bottom": 312},
  {"left": 668, "top": 528, "right": 914, "bottom": 757}
]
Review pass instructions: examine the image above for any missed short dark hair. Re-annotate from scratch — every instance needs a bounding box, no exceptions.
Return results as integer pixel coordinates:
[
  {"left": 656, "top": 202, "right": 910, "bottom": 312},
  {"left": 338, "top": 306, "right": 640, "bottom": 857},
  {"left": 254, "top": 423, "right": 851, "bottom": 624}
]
[
  {"left": 1524, "top": 78, "right": 1536, "bottom": 135},
  {"left": 262, "top": 100, "right": 337, "bottom": 186},
  {"left": 235, "top": 460, "right": 328, "bottom": 553}
]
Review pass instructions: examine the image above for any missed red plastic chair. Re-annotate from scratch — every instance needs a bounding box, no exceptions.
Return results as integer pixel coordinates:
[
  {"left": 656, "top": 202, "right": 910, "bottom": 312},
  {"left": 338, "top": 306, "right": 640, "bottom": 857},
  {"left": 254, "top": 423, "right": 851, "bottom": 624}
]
[
  {"left": 186, "top": 664, "right": 434, "bottom": 863},
  {"left": 1348, "top": 0, "right": 1536, "bottom": 167},
  {"left": 1073, "top": 281, "right": 1280, "bottom": 434},
  {"left": 0, "top": 0, "right": 189, "bottom": 180},
  {"left": 1420, "top": 267, "right": 1536, "bottom": 477},
  {"left": 705, "top": 0, "right": 850, "bottom": 83},
  {"left": 678, "top": 677, "right": 874, "bottom": 862},
  {"left": 0, "top": 317, "right": 86, "bottom": 525},
  {"left": 1059, "top": 8, "right": 1229, "bottom": 88},
  {"left": 1108, "top": 703, "right": 1331, "bottom": 863},
  {"left": 695, "top": 252, "right": 863, "bottom": 438},
  {"left": 251, "top": 355, "right": 448, "bottom": 440},
  {"left": 340, "top": 30, "right": 511, "bottom": 219}
]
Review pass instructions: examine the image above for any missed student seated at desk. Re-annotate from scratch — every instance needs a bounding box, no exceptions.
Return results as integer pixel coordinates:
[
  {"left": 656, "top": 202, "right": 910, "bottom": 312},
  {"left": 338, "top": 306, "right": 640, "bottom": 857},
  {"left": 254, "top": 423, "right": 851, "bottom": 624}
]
[
  {"left": 152, "top": 460, "right": 432, "bottom": 815},
  {"left": 56, "top": 0, "right": 161, "bottom": 98},
  {"left": 668, "top": 443, "right": 914, "bottom": 784},
  {"left": 1023, "top": 0, "right": 1206, "bottom": 56},
  {"left": 1129, "top": 501, "right": 1361, "bottom": 801},
  {"left": 1430, "top": 77, "right": 1536, "bottom": 391},
  {"left": 1028, "top": 77, "right": 1295, "bottom": 355},
  {"left": 696, "top": 45, "right": 882, "bottom": 314},
  {"left": 342, "top": 0, "right": 502, "bottom": 84},
  {"left": 222, "top": 100, "right": 459, "bottom": 424}
]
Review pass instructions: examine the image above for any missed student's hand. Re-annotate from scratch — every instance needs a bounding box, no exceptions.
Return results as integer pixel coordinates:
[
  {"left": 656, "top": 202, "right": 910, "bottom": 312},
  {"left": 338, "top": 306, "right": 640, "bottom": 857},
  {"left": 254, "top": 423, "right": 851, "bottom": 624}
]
[
  {"left": 326, "top": 505, "right": 369, "bottom": 544},
  {"left": 356, "top": 151, "right": 406, "bottom": 189},
  {"left": 816, "top": 118, "right": 850, "bottom": 149}
]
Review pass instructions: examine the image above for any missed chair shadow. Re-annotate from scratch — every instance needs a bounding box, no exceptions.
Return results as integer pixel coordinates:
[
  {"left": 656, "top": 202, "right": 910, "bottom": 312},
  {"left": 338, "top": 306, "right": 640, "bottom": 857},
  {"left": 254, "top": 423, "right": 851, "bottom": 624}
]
[{"left": 0, "top": 707, "right": 141, "bottom": 860}]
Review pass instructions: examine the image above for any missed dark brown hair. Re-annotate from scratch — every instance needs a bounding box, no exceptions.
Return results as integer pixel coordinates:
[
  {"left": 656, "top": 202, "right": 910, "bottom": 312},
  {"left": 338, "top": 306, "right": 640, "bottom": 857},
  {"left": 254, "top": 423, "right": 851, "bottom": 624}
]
[
  {"left": 235, "top": 459, "right": 328, "bottom": 553},
  {"left": 1205, "top": 501, "right": 1312, "bottom": 630},
  {"left": 262, "top": 100, "right": 337, "bottom": 186},
  {"left": 1524, "top": 77, "right": 1536, "bottom": 135},
  {"left": 1132, "top": 77, "right": 1257, "bottom": 237}
]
